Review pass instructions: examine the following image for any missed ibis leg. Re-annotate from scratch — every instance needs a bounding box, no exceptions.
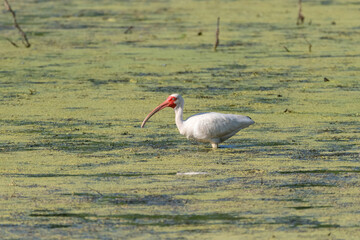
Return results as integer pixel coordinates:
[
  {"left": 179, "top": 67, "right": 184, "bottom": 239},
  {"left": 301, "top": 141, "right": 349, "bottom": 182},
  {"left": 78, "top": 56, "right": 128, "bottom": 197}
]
[{"left": 211, "top": 143, "right": 218, "bottom": 149}]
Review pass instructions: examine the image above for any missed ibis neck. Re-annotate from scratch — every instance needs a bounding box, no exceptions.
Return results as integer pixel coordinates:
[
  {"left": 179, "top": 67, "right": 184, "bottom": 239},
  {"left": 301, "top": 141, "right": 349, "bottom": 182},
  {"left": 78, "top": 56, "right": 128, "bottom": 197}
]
[{"left": 174, "top": 106, "right": 185, "bottom": 134}]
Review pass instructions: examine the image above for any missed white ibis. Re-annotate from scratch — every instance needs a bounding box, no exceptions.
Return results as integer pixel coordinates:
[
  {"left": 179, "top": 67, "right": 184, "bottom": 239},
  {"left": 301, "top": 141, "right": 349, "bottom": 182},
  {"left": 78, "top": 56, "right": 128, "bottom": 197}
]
[{"left": 141, "top": 94, "right": 255, "bottom": 149}]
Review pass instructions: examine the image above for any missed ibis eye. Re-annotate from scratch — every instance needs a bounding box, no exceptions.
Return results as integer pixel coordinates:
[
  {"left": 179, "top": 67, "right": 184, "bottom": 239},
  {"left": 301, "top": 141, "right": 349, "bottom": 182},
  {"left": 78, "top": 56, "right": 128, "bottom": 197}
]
[{"left": 172, "top": 98, "right": 176, "bottom": 101}]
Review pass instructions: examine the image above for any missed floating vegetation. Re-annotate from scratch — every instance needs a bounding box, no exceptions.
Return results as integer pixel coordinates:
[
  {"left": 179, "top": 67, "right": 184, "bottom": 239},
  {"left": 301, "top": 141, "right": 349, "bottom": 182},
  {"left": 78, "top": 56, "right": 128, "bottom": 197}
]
[{"left": 0, "top": 0, "right": 359, "bottom": 239}]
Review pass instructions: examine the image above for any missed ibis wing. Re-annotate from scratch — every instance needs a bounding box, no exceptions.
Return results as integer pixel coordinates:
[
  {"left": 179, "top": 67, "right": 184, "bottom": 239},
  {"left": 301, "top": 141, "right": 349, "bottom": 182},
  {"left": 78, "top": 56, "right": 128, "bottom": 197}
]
[{"left": 187, "top": 113, "right": 254, "bottom": 142}]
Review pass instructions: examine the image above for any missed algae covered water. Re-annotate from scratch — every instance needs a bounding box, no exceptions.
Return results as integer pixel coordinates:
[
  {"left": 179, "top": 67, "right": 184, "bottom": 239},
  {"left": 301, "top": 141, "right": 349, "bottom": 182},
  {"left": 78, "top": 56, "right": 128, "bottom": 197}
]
[{"left": 0, "top": 0, "right": 359, "bottom": 239}]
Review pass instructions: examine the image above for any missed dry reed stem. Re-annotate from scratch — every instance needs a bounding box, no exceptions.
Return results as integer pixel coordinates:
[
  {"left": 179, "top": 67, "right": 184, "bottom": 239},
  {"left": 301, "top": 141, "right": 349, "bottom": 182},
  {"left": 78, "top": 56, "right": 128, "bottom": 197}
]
[
  {"left": 4, "top": 0, "right": 31, "bottom": 47},
  {"left": 213, "top": 17, "right": 220, "bottom": 51}
]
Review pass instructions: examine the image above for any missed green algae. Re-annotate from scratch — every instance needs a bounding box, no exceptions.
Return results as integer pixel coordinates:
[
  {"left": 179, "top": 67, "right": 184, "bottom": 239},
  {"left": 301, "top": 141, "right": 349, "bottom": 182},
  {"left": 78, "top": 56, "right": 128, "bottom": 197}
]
[{"left": 1, "top": 0, "right": 360, "bottom": 239}]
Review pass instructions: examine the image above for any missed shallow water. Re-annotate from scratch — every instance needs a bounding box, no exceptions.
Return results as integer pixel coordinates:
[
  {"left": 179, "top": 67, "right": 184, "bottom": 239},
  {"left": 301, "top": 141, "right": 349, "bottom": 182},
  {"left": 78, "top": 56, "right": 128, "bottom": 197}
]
[{"left": 1, "top": 0, "right": 359, "bottom": 239}]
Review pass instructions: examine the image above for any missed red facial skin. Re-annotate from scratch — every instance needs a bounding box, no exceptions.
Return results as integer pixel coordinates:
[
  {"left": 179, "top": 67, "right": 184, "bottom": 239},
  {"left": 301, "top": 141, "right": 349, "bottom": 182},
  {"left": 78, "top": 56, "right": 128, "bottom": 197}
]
[
  {"left": 141, "top": 96, "right": 177, "bottom": 128},
  {"left": 166, "top": 96, "right": 177, "bottom": 108}
]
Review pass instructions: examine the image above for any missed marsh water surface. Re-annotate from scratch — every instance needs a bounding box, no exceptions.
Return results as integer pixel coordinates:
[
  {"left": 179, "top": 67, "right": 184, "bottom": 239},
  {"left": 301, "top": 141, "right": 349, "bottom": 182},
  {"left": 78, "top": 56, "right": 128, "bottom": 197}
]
[{"left": 0, "top": 0, "right": 359, "bottom": 239}]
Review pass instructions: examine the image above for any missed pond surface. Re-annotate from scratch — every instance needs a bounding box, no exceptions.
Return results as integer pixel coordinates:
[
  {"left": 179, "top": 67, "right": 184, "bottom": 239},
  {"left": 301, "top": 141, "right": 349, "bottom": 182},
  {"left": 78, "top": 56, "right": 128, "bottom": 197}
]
[{"left": 0, "top": 0, "right": 359, "bottom": 239}]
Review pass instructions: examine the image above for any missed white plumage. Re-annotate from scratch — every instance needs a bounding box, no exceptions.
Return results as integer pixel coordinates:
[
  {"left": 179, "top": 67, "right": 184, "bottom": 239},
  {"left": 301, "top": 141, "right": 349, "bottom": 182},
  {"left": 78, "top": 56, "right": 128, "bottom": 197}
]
[{"left": 141, "top": 93, "right": 254, "bottom": 149}]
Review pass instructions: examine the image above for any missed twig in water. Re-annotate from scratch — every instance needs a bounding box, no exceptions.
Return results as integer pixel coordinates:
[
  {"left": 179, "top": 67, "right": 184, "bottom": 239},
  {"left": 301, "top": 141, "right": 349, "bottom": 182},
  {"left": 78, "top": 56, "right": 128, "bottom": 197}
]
[
  {"left": 297, "top": 0, "right": 305, "bottom": 25},
  {"left": 4, "top": 0, "right": 31, "bottom": 48},
  {"left": 124, "top": 26, "right": 133, "bottom": 34},
  {"left": 87, "top": 185, "right": 104, "bottom": 197},
  {"left": 283, "top": 46, "right": 290, "bottom": 52},
  {"left": 213, "top": 17, "right": 220, "bottom": 51},
  {"left": 5, "top": 37, "right": 19, "bottom": 47},
  {"left": 304, "top": 38, "right": 312, "bottom": 52}
]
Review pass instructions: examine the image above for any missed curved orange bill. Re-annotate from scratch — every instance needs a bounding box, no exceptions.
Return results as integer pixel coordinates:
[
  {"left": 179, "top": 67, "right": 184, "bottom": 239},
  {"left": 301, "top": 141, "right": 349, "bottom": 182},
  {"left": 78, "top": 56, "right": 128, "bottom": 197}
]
[{"left": 141, "top": 100, "right": 171, "bottom": 128}]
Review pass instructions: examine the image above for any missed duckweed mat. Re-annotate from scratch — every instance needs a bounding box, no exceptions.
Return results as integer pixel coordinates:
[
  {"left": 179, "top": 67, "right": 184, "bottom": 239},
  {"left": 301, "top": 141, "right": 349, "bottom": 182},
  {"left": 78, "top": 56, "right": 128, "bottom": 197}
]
[{"left": 1, "top": 0, "right": 359, "bottom": 239}]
